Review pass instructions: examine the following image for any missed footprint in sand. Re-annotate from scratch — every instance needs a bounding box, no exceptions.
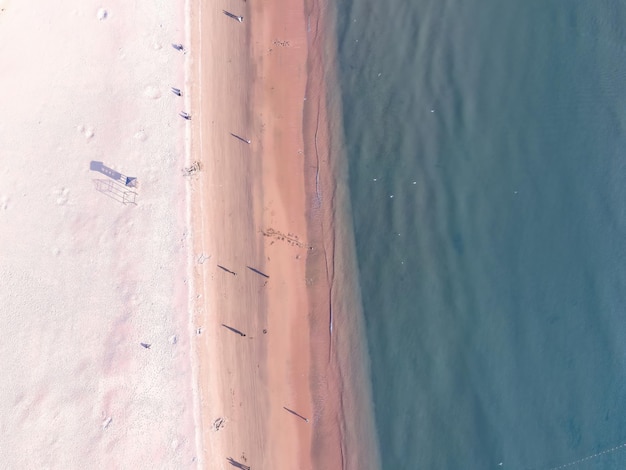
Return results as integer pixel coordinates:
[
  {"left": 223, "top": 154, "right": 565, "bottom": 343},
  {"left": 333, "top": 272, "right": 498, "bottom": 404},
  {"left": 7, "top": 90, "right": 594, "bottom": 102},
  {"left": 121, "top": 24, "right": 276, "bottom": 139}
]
[
  {"left": 171, "top": 438, "right": 182, "bottom": 451},
  {"left": 77, "top": 124, "right": 95, "bottom": 140},
  {"left": 143, "top": 85, "right": 161, "bottom": 100},
  {"left": 52, "top": 187, "right": 70, "bottom": 206}
]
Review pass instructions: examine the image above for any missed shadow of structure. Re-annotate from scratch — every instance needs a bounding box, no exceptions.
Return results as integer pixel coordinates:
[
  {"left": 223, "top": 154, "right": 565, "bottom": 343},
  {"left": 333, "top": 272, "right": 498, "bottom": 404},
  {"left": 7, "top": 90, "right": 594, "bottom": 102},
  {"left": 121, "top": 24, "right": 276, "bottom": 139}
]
[
  {"left": 93, "top": 179, "right": 137, "bottom": 205},
  {"left": 226, "top": 457, "right": 250, "bottom": 470},
  {"left": 90, "top": 161, "right": 138, "bottom": 205},
  {"left": 90, "top": 161, "right": 137, "bottom": 187}
]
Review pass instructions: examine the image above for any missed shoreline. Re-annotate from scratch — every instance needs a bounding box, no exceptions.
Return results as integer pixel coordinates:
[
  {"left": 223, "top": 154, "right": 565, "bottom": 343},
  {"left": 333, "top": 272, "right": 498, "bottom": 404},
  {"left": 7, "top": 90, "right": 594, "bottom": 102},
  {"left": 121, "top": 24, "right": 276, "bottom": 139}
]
[
  {"left": 188, "top": 0, "right": 380, "bottom": 468},
  {"left": 301, "top": 0, "right": 381, "bottom": 468}
]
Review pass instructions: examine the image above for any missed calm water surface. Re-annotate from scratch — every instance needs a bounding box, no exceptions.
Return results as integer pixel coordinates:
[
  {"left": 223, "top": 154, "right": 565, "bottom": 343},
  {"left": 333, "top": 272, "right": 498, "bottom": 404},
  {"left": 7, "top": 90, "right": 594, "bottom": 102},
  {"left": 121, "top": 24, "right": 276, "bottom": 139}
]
[{"left": 336, "top": 1, "right": 626, "bottom": 468}]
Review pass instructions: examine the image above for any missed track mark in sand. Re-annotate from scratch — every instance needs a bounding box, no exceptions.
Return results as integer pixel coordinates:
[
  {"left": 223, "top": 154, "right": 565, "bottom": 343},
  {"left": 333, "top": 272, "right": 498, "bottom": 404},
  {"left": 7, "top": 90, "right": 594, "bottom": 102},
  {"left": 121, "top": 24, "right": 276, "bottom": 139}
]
[{"left": 261, "top": 228, "right": 310, "bottom": 249}]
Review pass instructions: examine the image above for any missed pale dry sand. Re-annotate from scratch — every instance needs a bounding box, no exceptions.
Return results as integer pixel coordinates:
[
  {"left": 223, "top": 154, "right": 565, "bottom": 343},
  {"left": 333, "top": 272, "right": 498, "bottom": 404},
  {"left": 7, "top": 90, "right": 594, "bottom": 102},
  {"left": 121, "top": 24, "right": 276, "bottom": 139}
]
[{"left": 0, "top": 1, "right": 198, "bottom": 468}]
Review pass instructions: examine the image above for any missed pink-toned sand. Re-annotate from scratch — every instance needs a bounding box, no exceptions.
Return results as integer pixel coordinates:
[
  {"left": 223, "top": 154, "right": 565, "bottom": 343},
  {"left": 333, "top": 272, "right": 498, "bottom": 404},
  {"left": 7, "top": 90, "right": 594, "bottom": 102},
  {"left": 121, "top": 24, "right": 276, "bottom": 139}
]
[
  {"left": 0, "top": 1, "right": 198, "bottom": 467},
  {"left": 188, "top": 0, "right": 314, "bottom": 466},
  {"left": 188, "top": 0, "right": 380, "bottom": 469}
]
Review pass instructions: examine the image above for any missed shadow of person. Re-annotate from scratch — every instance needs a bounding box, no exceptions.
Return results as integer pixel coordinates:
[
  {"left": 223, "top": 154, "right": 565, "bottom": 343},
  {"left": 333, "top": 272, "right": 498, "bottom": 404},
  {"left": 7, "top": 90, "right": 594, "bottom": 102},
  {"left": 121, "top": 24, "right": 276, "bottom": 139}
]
[
  {"left": 221, "top": 324, "right": 246, "bottom": 337},
  {"left": 226, "top": 457, "right": 250, "bottom": 470}
]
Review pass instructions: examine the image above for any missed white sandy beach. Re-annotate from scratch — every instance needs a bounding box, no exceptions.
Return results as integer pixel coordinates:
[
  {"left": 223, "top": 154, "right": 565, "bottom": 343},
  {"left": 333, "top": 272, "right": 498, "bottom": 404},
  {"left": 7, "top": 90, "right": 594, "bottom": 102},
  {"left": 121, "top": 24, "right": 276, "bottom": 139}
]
[{"left": 0, "top": 1, "right": 198, "bottom": 467}]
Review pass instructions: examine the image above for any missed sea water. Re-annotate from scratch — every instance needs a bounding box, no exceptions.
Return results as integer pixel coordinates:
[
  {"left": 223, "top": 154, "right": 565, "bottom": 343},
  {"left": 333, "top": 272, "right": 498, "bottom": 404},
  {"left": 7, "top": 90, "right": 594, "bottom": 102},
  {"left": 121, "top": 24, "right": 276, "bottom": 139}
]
[{"left": 336, "top": 0, "right": 626, "bottom": 468}]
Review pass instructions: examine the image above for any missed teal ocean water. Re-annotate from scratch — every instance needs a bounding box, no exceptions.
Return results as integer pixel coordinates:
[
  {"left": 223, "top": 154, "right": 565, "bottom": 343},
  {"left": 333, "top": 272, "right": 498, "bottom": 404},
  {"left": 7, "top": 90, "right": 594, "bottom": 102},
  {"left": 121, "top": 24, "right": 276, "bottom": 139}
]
[{"left": 335, "top": 0, "right": 626, "bottom": 468}]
